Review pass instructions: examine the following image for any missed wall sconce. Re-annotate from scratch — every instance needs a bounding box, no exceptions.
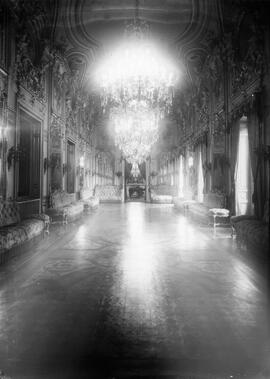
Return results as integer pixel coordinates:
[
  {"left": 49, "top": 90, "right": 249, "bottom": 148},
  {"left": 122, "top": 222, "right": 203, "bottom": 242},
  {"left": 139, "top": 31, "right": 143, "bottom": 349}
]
[{"left": 188, "top": 156, "right": 194, "bottom": 168}]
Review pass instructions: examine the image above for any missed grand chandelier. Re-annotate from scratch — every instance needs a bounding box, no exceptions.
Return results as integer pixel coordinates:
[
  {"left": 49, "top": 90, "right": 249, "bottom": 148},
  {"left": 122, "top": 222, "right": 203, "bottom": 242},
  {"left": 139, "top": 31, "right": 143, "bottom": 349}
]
[
  {"left": 94, "top": 19, "right": 179, "bottom": 116},
  {"left": 93, "top": 1, "right": 180, "bottom": 170}
]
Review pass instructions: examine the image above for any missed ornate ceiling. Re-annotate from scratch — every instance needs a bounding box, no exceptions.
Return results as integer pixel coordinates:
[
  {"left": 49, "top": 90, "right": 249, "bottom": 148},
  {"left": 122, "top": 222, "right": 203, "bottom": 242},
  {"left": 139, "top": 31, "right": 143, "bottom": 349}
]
[{"left": 54, "top": 0, "right": 223, "bottom": 88}]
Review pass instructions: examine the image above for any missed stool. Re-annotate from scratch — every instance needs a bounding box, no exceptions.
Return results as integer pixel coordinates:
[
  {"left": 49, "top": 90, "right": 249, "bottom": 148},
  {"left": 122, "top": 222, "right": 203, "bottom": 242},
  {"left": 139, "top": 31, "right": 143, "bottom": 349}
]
[{"left": 209, "top": 208, "right": 230, "bottom": 236}]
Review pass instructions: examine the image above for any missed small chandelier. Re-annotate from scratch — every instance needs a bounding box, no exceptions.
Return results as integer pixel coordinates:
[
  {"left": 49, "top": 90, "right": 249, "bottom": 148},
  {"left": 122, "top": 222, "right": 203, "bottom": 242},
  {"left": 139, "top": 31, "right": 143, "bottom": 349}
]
[{"left": 131, "top": 162, "right": 140, "bottom": 177}]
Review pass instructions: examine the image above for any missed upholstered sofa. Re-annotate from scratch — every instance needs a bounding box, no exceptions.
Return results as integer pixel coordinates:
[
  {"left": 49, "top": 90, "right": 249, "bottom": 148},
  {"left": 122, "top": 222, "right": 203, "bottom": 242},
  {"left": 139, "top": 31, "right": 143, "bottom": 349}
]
[
  {"left": 0, "top": 199, "right": 49, "bottom": 264},
  {"left": 79, "top": 188, "right": 100, "bottom": 211},
  {"left": 231, "top": 200, "right": 269, "bottom": 254},
  {"left": 46, "top": 190, "right": 84, "bottom": 224},
  {"left": 94, "top": 185, "right": 122, "bottom": 203},
  {"left": 184, "top": 192, "right": 229, "bottom": 225},
  {"left": 150, "top": 184, "right": 178, "bottom": 204}
]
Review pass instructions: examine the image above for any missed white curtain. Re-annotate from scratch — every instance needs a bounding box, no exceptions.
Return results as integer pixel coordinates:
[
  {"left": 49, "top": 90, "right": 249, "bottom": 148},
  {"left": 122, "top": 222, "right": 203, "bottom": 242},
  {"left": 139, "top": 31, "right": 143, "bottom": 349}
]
[
  {"left": 178, "top": 155, "right": 184, "bottom": 197},
  {"left": 198, "top": 149, "right": 204, "bottom": 203},
  {"left": 235, "top": 118, "right": 254, "bottom": 215}
]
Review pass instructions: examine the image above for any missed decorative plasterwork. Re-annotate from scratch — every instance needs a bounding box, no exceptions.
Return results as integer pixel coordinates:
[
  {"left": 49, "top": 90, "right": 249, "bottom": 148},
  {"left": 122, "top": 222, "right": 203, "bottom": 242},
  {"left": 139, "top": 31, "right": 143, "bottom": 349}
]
[
  {"left": 15, "top": 34, "right": 46, "bottom": 103},
  {"left": 229, "top": 91, "right": 261, "bottom": 124},
  {"left": 52, "top": 56, "right": 70, "bottom": 116},
  {"left": 0, "top": 70, "right": 8, "bottom": 109},
  {"left": 50, "top": 114, "right": 65, "bottom": 151}
]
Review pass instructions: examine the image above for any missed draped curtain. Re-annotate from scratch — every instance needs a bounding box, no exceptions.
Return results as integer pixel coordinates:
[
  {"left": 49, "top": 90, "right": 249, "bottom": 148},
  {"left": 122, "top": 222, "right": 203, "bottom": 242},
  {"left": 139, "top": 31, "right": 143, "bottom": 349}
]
[
  {"left": 230, "top": 118, "right": 240, "bottom": 214},
  {"left": 193, "top": 146, "right": 199, "bottom": 198},
  {"left": 247, "top": 110, "right": 263, "bottom": 217},
  {"left": 198, "top": 145, "right": 204, "bottom": 202},
  {"left": 201, "top": 138, "right": 208, "bottom": 193}
]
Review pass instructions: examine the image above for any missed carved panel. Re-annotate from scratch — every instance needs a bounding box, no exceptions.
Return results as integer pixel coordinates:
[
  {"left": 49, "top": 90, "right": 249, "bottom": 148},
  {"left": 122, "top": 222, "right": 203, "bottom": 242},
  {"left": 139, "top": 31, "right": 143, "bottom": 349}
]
[
  {"left": 52, "top": 58, "right": 69, "bottom": 116},
  {"left": 0, "top": 5, "right": 9, "bottom": 70},
  {"left": 15, "top": 34, "right": 45, "bottom": 103},
  {"left": 50, "top": 115, "right": 64, "bottom": 151},
  {"left": 231, "top": 14, "right": 264, "bottom": 97}
]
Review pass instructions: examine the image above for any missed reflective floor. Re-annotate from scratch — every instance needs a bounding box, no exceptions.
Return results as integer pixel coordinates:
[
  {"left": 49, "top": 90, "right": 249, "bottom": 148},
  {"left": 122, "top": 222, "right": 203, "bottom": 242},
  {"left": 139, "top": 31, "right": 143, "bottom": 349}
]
[{"left": 0, "top": 203, "right": 269, "bottom": 378}]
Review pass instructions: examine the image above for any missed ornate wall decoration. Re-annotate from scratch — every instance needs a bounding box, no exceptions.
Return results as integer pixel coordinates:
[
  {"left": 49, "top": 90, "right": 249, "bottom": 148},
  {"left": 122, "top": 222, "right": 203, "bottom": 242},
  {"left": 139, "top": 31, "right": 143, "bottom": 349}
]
[
  {"left": 229, "top": 92, "right": 259, "bottom": 123},
  {"left": 0, "top": 71, "right": 7, "bottom": 109},
  {"left": 194, "top": 82, "right": 210, "bottom": 126},
  {"left": 214, "top": 112, "right": 227, "bottom": 136},
  {"left": 230, "top": 15, "right": 264, "bottom": 96},
  {"left": 52, "top": 57, "right": 69, "bottom": 116},
  {"left": 15, "top": 33, "right": 45, "bottom": 102},
  {"left": 11, "top": 0, "right": 57, "bottom": 104},
  {"left": 65, "top": 76, "right": 82, "bottom": 139},
  {"left": 0, "top": 4, "right": 9, "bottom": 71},
  {"left": 50, "top": 115, "right": 64, "bottom": 151}
]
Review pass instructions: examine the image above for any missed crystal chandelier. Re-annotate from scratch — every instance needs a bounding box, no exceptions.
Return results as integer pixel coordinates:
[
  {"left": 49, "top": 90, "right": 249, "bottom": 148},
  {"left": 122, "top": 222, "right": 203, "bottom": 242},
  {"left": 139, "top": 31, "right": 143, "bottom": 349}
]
[
  {"left": 95, "top": 41, "right": 178, "bottom": 116},
  {"left": 93, "top": 3, "right": 179, "bottom": 117},
  {"left": 93, "top": 0, "right": 180, "bottom": 168}
]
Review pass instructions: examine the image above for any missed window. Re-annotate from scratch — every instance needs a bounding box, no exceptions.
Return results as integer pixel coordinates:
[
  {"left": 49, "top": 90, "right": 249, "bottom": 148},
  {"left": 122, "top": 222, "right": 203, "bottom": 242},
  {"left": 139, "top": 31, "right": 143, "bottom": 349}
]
[
  {"left": 197, "top": 149, "right": 204, "bottom": 203},
  {"left": 18, "top": 110, "right": 41, "bottom": 199},
  {"left": 235, "top": 117, "right": 254, "bottom": 215},
  {"left": 178, "top": 155, "right": 184, "bottom": 197}
]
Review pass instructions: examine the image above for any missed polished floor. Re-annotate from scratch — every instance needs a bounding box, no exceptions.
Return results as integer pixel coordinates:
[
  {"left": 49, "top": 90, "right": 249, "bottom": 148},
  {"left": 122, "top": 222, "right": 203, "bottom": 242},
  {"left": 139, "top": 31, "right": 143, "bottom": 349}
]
[{"left": 0, "top": 203, "right": 269, "bottom": 379}]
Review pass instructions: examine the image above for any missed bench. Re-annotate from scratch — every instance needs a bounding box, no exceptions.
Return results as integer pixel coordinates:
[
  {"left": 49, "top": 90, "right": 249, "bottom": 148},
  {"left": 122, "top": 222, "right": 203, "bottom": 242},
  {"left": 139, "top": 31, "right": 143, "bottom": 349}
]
[
  {"left": 46, "top": 190, "right": 84, "bottom": 224},
  {"left": 79, "top": 188, "right": 100, "bottom": 211},
  {"left": 231, "top": 200, "right": 269, "bottom": 254},
  {"left": 150, "top": 184, "right": 178, "bottom": 204},
  {"left": 94, "top": 185, "right": 122, "bottom": 203},
  {"left": 184, "top": 192, "right": 229, "bottom": 225},
  {"left": 0, "top": 199, "right": 49, "bottom": 264}
]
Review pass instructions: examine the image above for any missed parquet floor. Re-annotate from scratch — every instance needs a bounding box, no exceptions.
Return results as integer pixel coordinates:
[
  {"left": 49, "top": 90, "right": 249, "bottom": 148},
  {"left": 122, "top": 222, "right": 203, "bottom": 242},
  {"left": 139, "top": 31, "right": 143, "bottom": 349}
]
[{"left": 0, "top": 203, "right": 269, "bottom": 378}]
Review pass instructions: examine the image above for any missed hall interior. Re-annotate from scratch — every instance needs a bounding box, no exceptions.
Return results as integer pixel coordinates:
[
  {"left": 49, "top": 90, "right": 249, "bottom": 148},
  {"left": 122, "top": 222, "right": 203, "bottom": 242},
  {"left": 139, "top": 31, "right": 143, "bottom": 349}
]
[{"left": 0, "top": 0, "right": 270, "bottom": 378}]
